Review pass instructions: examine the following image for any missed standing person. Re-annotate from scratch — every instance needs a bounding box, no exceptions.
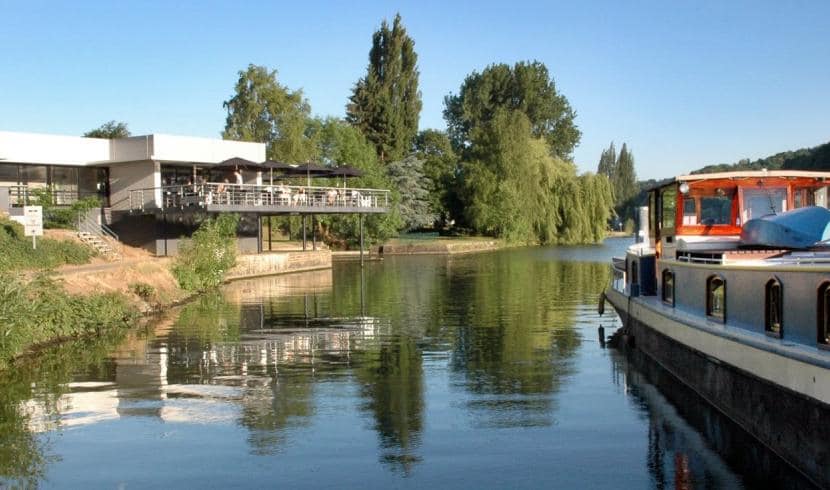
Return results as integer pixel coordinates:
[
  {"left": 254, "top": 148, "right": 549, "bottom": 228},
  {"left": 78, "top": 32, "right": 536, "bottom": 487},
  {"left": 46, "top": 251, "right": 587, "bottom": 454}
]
[{"left": 234, "top": 168, "right": 244, "bottom": 186}]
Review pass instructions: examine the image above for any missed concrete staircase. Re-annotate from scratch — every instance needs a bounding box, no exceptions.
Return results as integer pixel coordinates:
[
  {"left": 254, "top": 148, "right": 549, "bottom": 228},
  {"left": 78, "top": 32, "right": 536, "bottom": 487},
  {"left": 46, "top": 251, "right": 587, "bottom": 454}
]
[{"left": 77, "top": 211, "right": 122, "bottom": 261}]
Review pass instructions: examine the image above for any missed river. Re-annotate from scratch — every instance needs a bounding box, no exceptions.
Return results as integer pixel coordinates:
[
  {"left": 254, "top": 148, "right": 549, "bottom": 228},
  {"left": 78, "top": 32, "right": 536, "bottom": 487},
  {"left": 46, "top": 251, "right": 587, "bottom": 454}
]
[{"left": 0, "top": 238, "right": 814, "bottom": 488}]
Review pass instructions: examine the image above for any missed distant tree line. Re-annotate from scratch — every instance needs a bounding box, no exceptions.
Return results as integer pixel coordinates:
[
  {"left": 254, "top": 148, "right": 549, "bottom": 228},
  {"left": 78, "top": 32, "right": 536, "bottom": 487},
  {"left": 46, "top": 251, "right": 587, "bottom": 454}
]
[{"left": 692, "top": 141, "right": 830, "bottom": 174}]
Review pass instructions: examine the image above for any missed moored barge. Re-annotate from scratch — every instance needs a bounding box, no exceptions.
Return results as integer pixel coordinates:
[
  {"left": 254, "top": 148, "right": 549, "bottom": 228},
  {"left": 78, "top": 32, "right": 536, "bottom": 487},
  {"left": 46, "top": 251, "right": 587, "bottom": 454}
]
[{"left": 603, "top": 170, "right": 830, "bottom": 488}]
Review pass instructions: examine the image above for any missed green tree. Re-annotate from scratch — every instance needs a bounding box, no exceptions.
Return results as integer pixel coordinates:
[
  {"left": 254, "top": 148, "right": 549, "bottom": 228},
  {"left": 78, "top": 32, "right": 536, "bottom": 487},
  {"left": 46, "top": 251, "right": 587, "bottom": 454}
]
[
  {"left": 172, "top": 214, "right": 240, "bottom": 291},
  {"left": 444, "top": 61, "right": 580, "bottom": 160},
  {"left": 596, "top": 142, "right": 617, "bottom": 180},
  {"left": 347, "top": 14, "right": 422, "bottom": 163},
  {"left": 387, "top": 155, "right": 436, "bottom": 231},
  {"left": 83, "top": 121, "right": 130, "bottom": 139},
  {"left": 462, "top": 110, "right": 612, "bottom": 244},
  {"left": 414, "top": 129, "right": 460, "bottom": 224},
  {"left": 612, "top": 143, "right": 638, "bottom": 221},
  {"left": 312, "top": 118, "right": 402, "bottom": 246},
  {"left": 222, "top": 64, "right": 318, "bottom": 163}
]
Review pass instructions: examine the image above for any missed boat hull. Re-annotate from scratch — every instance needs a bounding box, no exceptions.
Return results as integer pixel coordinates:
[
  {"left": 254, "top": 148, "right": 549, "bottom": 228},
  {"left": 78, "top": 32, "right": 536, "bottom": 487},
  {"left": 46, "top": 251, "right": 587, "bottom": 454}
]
[{"left": 606, "top": 287, "right": 830, "bottom": 488}]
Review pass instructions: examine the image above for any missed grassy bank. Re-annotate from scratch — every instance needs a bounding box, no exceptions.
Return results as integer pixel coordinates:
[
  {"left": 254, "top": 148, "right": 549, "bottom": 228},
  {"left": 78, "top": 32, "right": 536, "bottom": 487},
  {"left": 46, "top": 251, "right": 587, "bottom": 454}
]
[
  {"left": 0, "top": 274, "right": 137, "bottom": 371},
  {"left": 0, "top": 217, "right": 93, "bottom": 271},
  {"left": 0, "top": 216, "right": 141, "bottom": 370}
]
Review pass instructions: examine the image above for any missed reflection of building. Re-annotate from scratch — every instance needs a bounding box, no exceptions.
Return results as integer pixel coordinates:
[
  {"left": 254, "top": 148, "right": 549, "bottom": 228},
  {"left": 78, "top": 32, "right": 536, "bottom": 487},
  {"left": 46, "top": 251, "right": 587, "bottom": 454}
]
[{"left": 21, "top": 305, "right": 382, "bottom": 434}]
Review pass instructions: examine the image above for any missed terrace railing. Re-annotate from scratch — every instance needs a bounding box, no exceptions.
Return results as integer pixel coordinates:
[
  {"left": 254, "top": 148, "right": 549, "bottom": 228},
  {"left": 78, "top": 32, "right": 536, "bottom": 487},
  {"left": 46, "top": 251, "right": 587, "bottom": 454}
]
[
  {"left": 128, "top": 183, "right": 390, "bottom": 213},
  {"left": 5, "top": 186, "right": 102, "bottom": 207}
]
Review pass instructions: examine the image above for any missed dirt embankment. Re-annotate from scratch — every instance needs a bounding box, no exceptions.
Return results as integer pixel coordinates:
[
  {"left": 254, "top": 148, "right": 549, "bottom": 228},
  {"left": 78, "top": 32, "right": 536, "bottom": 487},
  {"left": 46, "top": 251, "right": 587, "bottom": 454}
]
[{"left": 58, "top": 258, "right": 189, "bottom": 313}]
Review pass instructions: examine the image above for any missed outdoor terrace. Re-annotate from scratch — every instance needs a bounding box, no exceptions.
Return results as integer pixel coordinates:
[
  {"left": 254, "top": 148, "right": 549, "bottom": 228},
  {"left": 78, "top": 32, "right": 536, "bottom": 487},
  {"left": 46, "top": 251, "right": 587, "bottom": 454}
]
[{"left": 128, "top": 183, "right": 390, "bottom": 214}]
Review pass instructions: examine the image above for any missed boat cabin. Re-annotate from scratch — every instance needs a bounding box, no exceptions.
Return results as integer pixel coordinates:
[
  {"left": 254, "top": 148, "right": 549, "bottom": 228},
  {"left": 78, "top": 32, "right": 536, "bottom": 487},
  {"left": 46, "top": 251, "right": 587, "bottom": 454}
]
[{"left": 648, "top": 170, "right": 830, "bottom": 257}]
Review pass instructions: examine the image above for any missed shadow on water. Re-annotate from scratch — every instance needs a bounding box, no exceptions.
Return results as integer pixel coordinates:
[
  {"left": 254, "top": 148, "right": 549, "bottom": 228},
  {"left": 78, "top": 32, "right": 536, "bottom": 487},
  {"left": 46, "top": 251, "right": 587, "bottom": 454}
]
[{"left": 0, "top": 242, "right": 817, "bottom": 488}]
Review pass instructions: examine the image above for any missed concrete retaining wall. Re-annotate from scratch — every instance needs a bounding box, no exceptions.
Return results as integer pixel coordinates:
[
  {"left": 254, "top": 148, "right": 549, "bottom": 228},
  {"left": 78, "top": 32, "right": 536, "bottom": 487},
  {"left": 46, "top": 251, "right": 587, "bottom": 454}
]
[{"left": 227, "top": 250, "right": 331, "bottom": 280}]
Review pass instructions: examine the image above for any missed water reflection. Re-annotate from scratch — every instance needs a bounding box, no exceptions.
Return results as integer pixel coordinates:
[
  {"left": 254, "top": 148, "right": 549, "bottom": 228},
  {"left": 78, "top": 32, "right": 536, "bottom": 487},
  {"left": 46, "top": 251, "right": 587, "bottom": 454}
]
[
  {"left": 0, "top": 245, "right": 811, "bottom": 488},
  {"left": 612, "top": 348, "right": 816, "bottom": 489}
]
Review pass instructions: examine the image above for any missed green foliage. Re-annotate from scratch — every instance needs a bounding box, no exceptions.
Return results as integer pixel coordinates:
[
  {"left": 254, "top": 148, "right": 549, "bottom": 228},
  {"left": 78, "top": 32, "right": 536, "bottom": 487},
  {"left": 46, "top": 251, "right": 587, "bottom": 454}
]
[
  {"left": 0, "top": 217, "right": 93, "bottom": 271},
  {"left": 223, "top": 64, "right": 318, "bottom": 163},
  {"left": 172, "top": 214, "right": 240, "bottom": 292},
  {"left": 129, "top": 282, "right": 156, "bottom": 301},
  {"left": 0, "top": 273, "right": 136, "bottom": 371},
  {"left": 596, "top": 141, "right": 638, "bottom": 223},
  {"left": 83, "top": 121, "right": 130, "bottom": 139},
  {"left": 347, "top": 13, "right": 422, "bottom": 163},
  {"left": 444, "top": 61, "right": 581, "bottom": 160},
  {"left": 414, "top": 129, "right": 461, "bottom": 224},
  {"left": 311, "top": 118, "right": 402, "bottom": 247},
  {"left": 596, "top": 142, "right": 617, "bottom": 180},
  {"left": 27, "top": 188, "right": 101, "bottom": 229},
  {"left": 387, "top": 155, "right": 436, "bottom": 231},
  {"left": 693, "top": 140, "right": 830, "bottom": 174},
  {"left": 461, "top": 110, "right": 613, "bottom": 244}
]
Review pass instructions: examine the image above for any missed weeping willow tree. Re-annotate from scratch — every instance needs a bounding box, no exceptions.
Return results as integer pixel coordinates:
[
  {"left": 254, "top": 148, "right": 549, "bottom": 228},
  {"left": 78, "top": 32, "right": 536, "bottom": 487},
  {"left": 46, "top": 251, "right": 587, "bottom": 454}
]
[{"left": 461, "top": 110, "right": 613, "bottom": 244}]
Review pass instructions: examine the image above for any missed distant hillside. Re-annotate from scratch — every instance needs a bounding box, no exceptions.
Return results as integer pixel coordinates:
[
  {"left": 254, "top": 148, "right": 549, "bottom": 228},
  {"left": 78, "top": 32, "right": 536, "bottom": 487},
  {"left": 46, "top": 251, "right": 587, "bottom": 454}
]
[{"left": 692, "top": 141, "right": 830, "bottom": 174}]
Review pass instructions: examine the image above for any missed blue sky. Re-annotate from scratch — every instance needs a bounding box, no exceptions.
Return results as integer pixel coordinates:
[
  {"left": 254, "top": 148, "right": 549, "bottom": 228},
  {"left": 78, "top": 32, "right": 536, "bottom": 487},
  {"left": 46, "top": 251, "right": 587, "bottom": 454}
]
[{"left": 1, "top": 0, "right": 828, "bottom": 178}]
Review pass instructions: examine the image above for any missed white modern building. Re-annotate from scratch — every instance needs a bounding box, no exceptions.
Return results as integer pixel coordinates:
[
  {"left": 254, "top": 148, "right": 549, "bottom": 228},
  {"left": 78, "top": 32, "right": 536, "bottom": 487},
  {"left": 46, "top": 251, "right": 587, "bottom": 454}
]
[{"left": 0, "top": 131, "right": 388, "bottom": 255}]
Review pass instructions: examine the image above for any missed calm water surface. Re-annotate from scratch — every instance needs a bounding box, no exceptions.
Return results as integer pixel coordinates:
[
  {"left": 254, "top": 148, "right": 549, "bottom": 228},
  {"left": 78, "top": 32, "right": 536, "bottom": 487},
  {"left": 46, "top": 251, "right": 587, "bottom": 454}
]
[{"left": 0, "top": 238, "right": 812, "bottom": 488}]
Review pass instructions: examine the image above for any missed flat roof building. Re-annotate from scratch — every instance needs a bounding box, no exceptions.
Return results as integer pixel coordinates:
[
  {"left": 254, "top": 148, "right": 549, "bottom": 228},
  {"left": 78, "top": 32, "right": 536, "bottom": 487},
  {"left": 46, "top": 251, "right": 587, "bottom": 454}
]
[{"left": 0, "top": 131, "right": 388, "bottom": 256}]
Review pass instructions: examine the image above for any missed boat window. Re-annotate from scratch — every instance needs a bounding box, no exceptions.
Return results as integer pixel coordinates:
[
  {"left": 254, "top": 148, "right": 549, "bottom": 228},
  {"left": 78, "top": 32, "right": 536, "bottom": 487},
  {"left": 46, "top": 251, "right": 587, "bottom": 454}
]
[
  {"left": 765, "top": 279, "right": 782, "bottom": 337},
  {"left": 662, "top": 269, "right": 675, "bottom": 306},
  {"left": 815, "top": 187, "right": 829, "bottom": 209},
  {"left": 818, "top": 282, "right": 830, "bottom": 347},
  {"left": 700, "top": 195, "right": 732, "bottom": 225},
  {"left": 794, "top": 188, "right": 815, "bottom": 209},
  {"left": 682, "top": 199, "right": 697, "bottom": 225},
  {"left": 742, "top": 187, "right": 787, "bottom": 222},
  {"left": 706, "top": 275, "right": 726, "bottom": 322},
  {"left": 661, "top": 186, "right": 676, "bottom": 231},
  {"left": 649, "top": 192, "right": 657, "bottom": 239}
]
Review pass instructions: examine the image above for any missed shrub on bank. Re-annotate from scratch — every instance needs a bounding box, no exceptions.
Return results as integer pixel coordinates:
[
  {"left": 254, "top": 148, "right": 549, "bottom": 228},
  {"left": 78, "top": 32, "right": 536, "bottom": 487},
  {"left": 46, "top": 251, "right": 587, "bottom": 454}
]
[
  {"left": 172, "top": 214, "right": 240, "bottom": 292},
  {"left": 0, "top": 274, "right": 137, "bottom": 371},
  {"left": 0, "top": 217, "right": 93, "bottom": 271}
]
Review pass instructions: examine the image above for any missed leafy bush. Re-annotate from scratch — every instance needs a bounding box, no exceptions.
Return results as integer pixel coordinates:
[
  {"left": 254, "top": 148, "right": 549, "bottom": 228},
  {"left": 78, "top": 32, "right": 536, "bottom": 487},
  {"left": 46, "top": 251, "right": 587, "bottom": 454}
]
[
  {"left": 0, "top": 273, "right": 136, "bottom": 370},
  {"left": 172, "top": 214, "right": 240, "bottom": 291},
  {"left": 130, "top": 282, "right": 156, "bottom": 301},
  {"left": 0, "top": 217, "right": 93, "bottom": 271},
  {"left": 27, "top": 189, "right": 101, "bottom": 229}
]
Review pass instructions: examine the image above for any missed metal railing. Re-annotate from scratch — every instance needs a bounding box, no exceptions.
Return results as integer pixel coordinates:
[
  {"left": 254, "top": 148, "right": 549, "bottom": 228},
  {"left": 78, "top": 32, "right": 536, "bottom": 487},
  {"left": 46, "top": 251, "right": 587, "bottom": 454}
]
[
  {"left": 77, "top": 212, "right": 122, "bottom": 258},
  {"left": 6, "top": 186, "right": 103, "bottom": 207},
  {"left": 129, "top": 183, "right": 390, "bottom": 213}
]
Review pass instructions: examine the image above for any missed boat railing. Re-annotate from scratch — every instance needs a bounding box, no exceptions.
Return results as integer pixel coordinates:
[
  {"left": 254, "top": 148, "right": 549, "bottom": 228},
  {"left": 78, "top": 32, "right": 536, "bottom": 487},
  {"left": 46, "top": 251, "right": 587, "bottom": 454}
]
[{"left": 676, "top": 251, "right": 724, "bottom": 265}]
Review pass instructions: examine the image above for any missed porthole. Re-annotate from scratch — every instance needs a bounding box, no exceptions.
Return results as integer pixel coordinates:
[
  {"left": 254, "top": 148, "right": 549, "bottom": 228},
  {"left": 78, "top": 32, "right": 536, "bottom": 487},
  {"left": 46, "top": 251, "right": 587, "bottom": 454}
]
[
  {"left": 764, "top": 278, "right": 782, "bottom": 338},
  {"left": 662, "top": 269, "right": 675, "bottom": 306},
  {"left": 706, "top": 275, "right": 726, "bottom": 322}
]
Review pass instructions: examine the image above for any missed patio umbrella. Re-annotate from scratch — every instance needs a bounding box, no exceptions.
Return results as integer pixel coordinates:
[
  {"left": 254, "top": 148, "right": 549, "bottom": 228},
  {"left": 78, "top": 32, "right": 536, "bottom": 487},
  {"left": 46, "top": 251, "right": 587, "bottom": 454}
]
[
  {"left": 262, "top": 160, "right": 294, "bottom": 185},
  {"left": 214, "top": 157, "right": 263, "bottom": 171},
  {"left": 329, "top": 166, "right": 364, "bottom": 188},
  {"left": 283, "top": 163, "right": 332, "bottom": 186}
]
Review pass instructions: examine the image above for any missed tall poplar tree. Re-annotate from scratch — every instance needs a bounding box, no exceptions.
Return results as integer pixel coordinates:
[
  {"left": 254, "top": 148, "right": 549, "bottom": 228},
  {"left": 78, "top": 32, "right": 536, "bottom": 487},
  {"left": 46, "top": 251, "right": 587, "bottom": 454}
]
[
  {"left": 596, "top": 142, "right": 617, "bottom": 180},
  {"left": 346, "top": 14, "right": 422, "bottom": 163},
  {"left": 223, "top": 64, "right": 318, "bottom": 163},
  {"left": 614, "top": 143, "right": 638, "bottom": 206}
]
